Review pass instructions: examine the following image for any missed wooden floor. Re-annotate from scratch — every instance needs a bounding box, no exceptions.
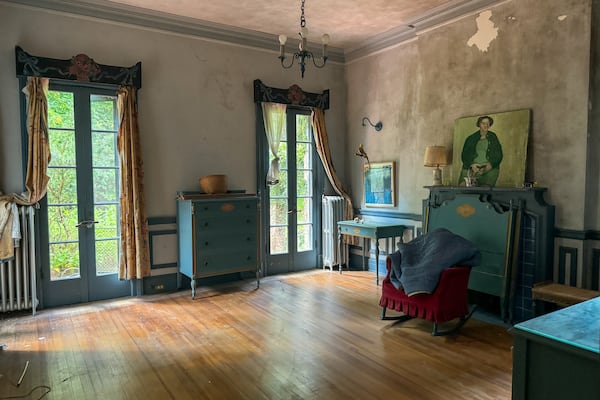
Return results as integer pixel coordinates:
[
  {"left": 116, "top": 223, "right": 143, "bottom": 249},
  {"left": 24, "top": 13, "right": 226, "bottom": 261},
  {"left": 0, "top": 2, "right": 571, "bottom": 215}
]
[{"left": 0, "top": 270, "right": 513, "bottom": 400}]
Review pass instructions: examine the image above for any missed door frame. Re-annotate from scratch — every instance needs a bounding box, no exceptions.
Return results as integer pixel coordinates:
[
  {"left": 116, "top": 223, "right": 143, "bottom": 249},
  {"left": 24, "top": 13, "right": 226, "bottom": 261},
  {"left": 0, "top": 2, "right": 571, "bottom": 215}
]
[{"left": 28, "top": 80, "right": 132, "bottom": 308}]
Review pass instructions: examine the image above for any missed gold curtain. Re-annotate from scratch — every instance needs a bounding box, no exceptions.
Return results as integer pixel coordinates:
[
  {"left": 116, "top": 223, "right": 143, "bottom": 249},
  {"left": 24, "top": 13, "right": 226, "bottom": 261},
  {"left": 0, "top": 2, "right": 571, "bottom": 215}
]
[
  {"left": 1, "top": 77, "right": 51, "bottom": 205},
  {"left": 311, "top": 108, "right": 354, "bottom": 221},
  {"left": 117, "top": 86, "right": 151, "bottom": 280},
  {"left": 0, "top": 77, "right": 51, "bottom": 260}
]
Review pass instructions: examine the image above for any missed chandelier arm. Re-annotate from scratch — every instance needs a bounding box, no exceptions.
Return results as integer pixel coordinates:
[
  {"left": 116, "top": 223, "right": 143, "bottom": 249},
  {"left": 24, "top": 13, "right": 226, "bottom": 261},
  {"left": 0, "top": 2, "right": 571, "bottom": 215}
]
[
  {"left": 311, "top": 55, "right": 328, "bottom": 69},
  {"left": 279, "top": 56, "right": 296, "bottom": 69}
]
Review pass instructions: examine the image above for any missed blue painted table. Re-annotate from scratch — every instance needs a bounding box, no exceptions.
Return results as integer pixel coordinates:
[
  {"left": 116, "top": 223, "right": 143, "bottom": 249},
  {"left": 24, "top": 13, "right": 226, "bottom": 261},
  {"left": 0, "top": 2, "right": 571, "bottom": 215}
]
[
  {"left": 511, "top": 297, "right": 600, "bottom": 399},
  {"left": 337, "top": 220, "right": 405, "bottom": 285}
]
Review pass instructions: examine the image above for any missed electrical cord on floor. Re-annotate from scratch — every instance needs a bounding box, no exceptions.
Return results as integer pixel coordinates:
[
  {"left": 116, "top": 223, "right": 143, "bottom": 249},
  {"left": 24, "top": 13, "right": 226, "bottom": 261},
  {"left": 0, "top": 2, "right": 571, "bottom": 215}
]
[
  {"left": 0, "top": 385, "right": 51, "bottom": 400},
  {"left": 0, "top": 360, "right": 51, "bottom": 400}
]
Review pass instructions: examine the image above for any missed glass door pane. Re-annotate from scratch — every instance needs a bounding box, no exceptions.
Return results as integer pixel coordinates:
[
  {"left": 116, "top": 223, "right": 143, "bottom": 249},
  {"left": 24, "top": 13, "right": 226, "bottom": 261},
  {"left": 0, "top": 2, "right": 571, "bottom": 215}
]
[
  {"left": 270, "top": 139, "right": 288, "bottom": 255},
  {"left": 91, "top": 94, "right": 120, "bottom": 276},
  {"left": 296, "top": 115, "right": 313, "bottom": 253},
  {"left": 47, "top": 90, "right": 80, "bottom": 280}
]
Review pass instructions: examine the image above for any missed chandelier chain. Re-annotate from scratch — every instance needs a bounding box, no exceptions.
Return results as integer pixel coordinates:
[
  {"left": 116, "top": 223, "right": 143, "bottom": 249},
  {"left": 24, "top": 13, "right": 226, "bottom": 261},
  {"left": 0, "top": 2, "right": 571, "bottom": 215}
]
[{"left": 300, "top": 0, "right": 306, "bottom": 28}]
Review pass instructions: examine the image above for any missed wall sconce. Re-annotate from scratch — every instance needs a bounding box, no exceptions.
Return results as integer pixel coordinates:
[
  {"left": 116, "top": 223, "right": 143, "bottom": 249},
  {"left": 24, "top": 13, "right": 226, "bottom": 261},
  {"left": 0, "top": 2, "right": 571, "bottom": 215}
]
[
  {"left": 362, "top": 117, "right": 383, "bottom": 132},
  {"left": 423, "top": 146, "right": 448, "bottom": 186}
]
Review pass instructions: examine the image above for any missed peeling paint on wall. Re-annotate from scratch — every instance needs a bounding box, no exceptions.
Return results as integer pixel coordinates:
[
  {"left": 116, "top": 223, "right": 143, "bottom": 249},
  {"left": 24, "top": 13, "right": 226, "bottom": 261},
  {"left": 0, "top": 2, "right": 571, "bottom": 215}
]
[
  {"left": 558, "top": 15, "right": 568, "bottom": 21},
  {"left": 467, "top": 10, "right": 498, "bottom": 52}
]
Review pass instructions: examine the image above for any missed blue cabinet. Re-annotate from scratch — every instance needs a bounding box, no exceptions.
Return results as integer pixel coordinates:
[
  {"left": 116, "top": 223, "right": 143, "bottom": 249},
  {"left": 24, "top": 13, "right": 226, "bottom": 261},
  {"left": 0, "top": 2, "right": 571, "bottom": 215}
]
[
  {"left": 511, "top": 297, "right": 600, "bottom": 400},
  {"left": 177, "top": 194, "right": 260, "bottom": 298}
]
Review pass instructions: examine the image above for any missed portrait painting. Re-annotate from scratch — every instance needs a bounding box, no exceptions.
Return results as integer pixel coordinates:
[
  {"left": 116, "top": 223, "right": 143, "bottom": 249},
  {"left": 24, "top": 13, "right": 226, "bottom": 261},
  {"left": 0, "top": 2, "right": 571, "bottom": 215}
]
[{"left": 451, "top": 109, "right": 530, "bottom": 188}]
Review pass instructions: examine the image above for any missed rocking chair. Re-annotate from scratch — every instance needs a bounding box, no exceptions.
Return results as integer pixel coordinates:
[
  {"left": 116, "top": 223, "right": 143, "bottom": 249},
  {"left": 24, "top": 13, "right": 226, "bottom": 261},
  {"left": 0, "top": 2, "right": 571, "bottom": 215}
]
[{"left": 379, "top": 256, "right": 476, "bottom": 336}]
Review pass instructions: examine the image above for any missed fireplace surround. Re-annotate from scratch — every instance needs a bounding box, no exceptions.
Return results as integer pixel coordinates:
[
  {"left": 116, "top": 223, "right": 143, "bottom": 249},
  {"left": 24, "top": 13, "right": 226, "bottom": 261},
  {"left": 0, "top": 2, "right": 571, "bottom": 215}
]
[{"left": 425, "top": 186, "right": 555, "bottom": 323}]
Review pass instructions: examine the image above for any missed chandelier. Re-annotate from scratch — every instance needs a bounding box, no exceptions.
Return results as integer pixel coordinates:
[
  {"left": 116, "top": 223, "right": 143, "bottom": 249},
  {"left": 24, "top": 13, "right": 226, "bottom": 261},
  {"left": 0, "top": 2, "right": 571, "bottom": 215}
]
[{"left": 278, "top": 0, "right": 329, "bottom": 79}]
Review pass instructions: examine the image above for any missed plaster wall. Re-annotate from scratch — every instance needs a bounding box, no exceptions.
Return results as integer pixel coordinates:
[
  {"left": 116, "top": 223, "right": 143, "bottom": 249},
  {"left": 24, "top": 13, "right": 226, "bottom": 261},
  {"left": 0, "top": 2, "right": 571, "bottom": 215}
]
[
  {"left": 345, "top": 0, "right": 592, "bottom": 230},
  {"left": 0, "top": 3, "right": 347, "bottom": 217}
]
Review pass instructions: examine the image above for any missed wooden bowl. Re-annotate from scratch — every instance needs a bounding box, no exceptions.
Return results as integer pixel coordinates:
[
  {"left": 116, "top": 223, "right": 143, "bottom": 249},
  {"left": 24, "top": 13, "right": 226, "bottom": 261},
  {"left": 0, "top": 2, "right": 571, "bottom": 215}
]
[{"left": 199, "top": 174, "right": 228, "bottom": 194}]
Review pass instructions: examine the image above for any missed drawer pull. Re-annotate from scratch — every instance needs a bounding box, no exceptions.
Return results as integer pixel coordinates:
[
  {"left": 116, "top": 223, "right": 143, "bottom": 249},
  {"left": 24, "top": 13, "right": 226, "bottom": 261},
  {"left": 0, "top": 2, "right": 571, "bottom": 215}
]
[
  {"left": 204, "top": 222, "right": 209, "bottom": 227},
  {"left": 246, "top": 237, "right": 251, "bottom": 241},
  {"left": 205, "top": 241, "right": 209, "bottom": 246},
  {"left": 204, "top": 261, "right": 209, "bottom": 266}
]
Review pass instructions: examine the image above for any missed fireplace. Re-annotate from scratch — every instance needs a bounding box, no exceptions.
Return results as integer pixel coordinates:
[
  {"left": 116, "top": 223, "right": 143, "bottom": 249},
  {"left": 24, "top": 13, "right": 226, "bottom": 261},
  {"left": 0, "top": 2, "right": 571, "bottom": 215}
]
[{"left": 425, "top": 186, "right": 555, "bottom": 323}]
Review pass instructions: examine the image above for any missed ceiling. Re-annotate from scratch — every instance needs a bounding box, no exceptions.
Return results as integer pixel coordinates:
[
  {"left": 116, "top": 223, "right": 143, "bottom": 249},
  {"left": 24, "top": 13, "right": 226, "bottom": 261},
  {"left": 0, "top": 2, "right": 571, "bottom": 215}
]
[
  {"left": 8, "top": 0, "right": 504, "bottom": 61},
  {"left": 108, "top": 0, "right": 452, "bottom": 49}
]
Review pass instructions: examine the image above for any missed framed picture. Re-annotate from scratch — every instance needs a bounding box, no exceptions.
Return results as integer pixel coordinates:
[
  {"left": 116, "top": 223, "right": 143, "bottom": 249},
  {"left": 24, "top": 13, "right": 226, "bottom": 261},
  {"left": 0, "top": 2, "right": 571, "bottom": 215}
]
[
  {"left": 364, "top": 161, "right": 395, "bottom": 207},
  {"left": 451, "top": 109, "right": 530, "bottom": 188}
]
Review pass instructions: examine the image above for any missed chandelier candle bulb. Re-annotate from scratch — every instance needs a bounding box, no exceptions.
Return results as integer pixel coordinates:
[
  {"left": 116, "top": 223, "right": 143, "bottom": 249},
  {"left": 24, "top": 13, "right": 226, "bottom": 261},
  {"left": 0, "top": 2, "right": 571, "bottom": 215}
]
[
  {"left": 322, "top": 34, "right": 330, "bottom": 58},
  {"left": 278, "top": 34, "right": 287, "bottom": 58}
]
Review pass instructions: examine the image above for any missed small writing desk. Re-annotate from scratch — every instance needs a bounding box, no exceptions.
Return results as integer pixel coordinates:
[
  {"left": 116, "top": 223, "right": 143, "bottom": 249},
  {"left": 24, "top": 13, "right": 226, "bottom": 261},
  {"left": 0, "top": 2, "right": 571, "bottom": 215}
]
[{"left": 337, "top": 220, "right": 406, "bottom": 285}]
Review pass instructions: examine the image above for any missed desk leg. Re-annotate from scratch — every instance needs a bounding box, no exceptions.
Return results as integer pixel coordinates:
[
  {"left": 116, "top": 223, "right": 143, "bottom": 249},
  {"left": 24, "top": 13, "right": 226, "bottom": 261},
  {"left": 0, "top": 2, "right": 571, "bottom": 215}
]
[
  {"left": 362, "top": 238, "right": 366, "bottom": 271},
  {"left": 337, "top": 226, "right": 342, "bottom": 274},
  {"left": 375, "top": 240, "right": 380, "bottom": 285}
]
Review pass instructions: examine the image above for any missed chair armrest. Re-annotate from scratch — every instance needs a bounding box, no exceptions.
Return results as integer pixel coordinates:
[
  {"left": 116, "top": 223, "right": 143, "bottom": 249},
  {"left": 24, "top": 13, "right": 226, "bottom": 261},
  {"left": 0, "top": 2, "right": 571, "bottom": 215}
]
[{"left": 384, "top": 256, "right": 394, "bottom": 282}]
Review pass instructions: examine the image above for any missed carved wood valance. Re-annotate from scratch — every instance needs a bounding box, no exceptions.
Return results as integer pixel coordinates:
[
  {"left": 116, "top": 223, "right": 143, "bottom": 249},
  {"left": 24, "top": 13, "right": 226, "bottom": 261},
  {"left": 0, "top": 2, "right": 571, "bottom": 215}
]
[
  {"left": 15, "top": 46, "right": 142, "bottom": 88},
  {"left": 253, "top": 79, "right": 329, "bottom": 110}
]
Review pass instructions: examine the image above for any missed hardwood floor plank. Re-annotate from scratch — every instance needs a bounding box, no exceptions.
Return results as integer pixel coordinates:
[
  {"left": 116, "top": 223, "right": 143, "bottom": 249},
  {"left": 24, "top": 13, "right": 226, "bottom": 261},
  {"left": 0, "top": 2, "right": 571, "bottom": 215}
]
[{"left": 0, "top": 270, "right": 513, "bottom": 399}]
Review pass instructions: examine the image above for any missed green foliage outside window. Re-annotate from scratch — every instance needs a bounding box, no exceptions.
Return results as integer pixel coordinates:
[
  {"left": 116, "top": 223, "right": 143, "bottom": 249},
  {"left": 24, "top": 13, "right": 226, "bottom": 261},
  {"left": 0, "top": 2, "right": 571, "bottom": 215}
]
[
  {"left": 46, "top": 90, "right": 120, "bottom": 279},
  {"left": 269, "top": 113, "right": 313, "bottom": 254}
]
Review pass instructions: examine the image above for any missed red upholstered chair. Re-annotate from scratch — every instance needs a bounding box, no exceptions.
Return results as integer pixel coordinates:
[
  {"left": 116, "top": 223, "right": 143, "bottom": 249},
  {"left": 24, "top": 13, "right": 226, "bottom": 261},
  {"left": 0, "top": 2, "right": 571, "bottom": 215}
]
[{"left": 379, "top": 256, "right": 476, "bottom": 336}]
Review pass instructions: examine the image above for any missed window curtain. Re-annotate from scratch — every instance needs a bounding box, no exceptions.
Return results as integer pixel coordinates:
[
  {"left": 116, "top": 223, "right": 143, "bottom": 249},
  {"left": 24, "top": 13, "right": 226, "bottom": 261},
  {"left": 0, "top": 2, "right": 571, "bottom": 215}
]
[
  {"left": 117, "top": 86, "right": 151, "bottom": 280},
  {"left": 0, "top": 77, "right": 51, "bottom": 260},
  {"left": 262, "top": 102, "right": 287, "bottom": 186},
  {"left": 311, "top": 108, "right": 354, "bottom": 221},
  {"left": 1, "top": 77, "right": 51, "bottom": 205}
]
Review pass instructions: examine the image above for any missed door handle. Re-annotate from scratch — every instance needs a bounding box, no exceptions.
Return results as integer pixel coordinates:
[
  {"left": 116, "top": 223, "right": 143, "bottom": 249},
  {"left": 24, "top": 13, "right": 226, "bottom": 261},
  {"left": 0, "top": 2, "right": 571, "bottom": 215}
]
[
  {"left": 287, "top": 208, "right": 297, "bottom": 214},
  {"left": 76, "top": 220, "right": 98, "bottom": 228}
]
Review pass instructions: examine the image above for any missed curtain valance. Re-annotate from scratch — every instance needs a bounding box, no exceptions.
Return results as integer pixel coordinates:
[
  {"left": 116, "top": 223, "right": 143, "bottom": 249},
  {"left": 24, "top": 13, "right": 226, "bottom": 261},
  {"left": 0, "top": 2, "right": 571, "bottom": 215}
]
[
  {"left": 253, "top": 79, "right": 329, "bottom": 110},
  {"left": 15, "top": 46, "right": 141, "bottom": 88}
]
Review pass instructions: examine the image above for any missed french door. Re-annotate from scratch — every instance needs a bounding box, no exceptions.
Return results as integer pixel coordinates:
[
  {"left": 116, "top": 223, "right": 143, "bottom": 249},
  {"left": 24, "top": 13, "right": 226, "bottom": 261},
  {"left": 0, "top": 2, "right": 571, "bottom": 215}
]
[
  {"left": 40, "top": 83, "right": 129, "bottom": 307},
  {"left": 263, "top": 108, "right": 321, "bottom": 275}
]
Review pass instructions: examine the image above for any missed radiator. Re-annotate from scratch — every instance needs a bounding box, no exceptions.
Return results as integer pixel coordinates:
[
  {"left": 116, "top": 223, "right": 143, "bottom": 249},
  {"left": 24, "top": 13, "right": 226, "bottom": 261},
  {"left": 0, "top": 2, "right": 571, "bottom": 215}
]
[
  {"left": 322, "top": 195, "right": 345, "bottom": 270},
  {"left": 0, "top": 205, "right": 37, "bottom": 315}
]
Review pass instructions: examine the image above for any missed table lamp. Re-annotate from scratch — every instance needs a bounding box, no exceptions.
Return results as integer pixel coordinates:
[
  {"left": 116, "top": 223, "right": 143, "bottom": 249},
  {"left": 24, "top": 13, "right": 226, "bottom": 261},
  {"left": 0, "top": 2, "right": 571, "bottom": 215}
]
[{"left": 424, "top": 146, "right": 448, "bottom": 186}]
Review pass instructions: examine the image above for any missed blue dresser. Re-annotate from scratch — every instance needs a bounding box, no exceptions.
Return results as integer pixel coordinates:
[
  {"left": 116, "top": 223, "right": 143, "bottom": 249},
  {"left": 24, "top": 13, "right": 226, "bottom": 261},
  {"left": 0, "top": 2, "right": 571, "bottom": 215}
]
[{"left": 177, "top": 193, "right": 260, "bottom": 298}]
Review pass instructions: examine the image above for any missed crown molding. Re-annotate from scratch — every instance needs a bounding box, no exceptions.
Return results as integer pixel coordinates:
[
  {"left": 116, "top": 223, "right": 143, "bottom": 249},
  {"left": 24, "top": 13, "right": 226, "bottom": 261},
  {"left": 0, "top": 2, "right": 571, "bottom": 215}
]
[
  {"left": 5, "top": 0, "right": 507, "bottom": 64},
  {"left": 3, "top": 0, "right": 346, "bottom": 63}
]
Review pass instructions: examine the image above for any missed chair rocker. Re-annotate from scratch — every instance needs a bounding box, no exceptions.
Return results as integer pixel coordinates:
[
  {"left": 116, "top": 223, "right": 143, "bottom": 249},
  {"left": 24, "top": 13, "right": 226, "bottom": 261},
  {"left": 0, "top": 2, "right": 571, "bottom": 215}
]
[{"left": 379, "top": 256, "right": 476, "bottom": 336}]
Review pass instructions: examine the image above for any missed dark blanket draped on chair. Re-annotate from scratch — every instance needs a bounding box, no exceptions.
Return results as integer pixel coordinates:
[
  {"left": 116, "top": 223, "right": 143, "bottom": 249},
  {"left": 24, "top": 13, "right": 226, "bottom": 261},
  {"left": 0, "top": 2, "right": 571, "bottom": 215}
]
[{"left": 389, "top": 228, "right": 481, "bottom": 296}]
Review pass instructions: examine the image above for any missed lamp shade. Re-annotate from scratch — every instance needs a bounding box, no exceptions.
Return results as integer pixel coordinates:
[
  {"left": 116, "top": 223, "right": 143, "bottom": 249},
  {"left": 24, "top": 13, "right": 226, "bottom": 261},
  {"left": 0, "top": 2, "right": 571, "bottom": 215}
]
[{"left": 424, "top": 146, "right": 448, "bottom": 167}]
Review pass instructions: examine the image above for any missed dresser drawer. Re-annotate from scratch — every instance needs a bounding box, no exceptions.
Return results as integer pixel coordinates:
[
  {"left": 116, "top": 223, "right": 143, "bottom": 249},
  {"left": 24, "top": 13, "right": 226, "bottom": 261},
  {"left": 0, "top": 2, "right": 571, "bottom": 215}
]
[
  {"left": 194, "top": 213, "right": 257, "bottom": 232},
  {"left": 193, "top": 200, "right": 256, "bottom": 218},
  {"left": 195, "top": 234, "right": 257, "bottom": 252},
  {"left": 195, "top": 252, "right": 257, "bottom": 276}
]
